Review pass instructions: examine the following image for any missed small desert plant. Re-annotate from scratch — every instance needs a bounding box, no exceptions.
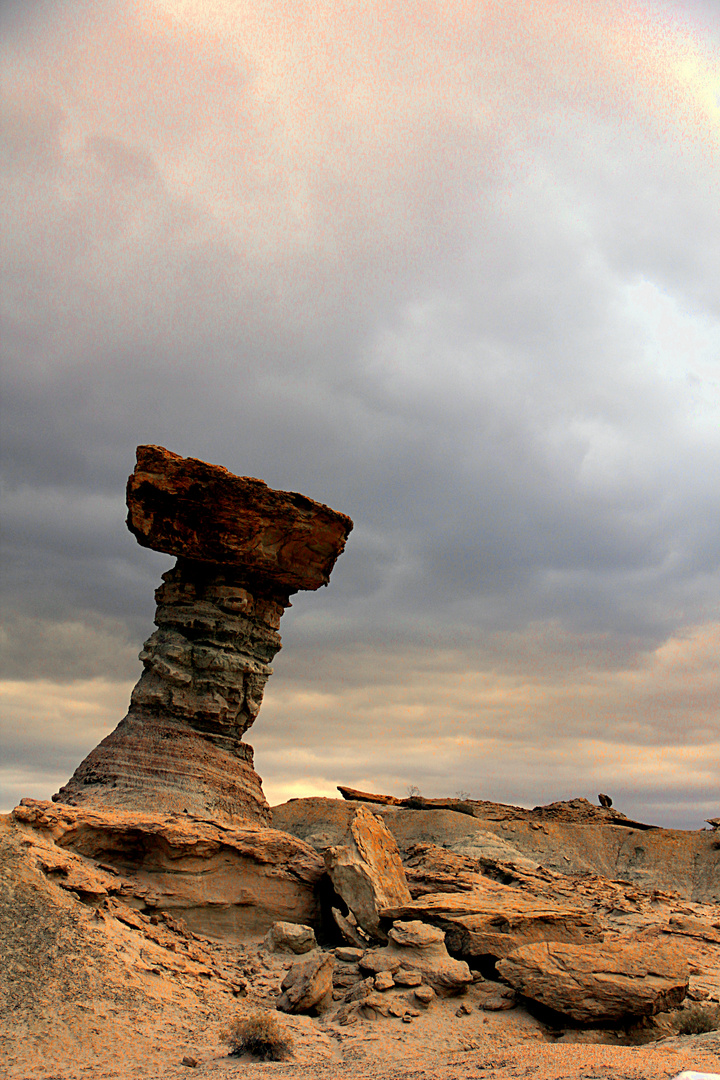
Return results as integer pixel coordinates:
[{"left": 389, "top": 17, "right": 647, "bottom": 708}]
[
  {"left": 223, "top": 1011, "right": 292, "bottom": 1060},
  {"left": 406, "top": 784, "right": 421, "bottom": 798},
  {"left": 677, "top": 1004, "right": 719, "bottom": 1036},
  {"left": 455, "top": 789, "right": 471, "bottom": 801}
]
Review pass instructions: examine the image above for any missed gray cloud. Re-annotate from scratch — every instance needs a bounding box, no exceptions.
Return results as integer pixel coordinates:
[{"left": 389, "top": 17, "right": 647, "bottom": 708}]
[{"left": 1, "top": 0, "right": 718, "bottom": 825}]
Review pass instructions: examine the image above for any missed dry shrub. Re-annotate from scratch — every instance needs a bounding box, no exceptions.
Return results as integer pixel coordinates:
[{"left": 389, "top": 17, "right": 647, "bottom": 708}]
[
  {"left": 677, "top": 1004, "right": 719, "bottom": 1036},
  {"left": 223, "top": 1011, "right": 293, "bottom": 1060}
]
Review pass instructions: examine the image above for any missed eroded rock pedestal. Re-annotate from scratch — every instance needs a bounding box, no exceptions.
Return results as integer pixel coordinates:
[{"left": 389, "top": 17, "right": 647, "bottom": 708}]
[{"left": 54, "top": 445, "right": 353, "bottom": 823}]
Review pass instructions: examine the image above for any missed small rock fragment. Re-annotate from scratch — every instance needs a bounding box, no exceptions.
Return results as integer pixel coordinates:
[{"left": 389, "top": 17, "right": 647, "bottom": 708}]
[
  {"left": 360, "top": 992, "right": 391, "bottom": 1018},
  {"left": 181, "top": 1057, "right": 198, "bottom": 1068},
  {"left": 343, "top": 977, "right": 376, "bottom": 1003},
  {"left": 332, "top": 962, "right": 362, "bottom": 989},
  {"left": 359, "top": 951, "right": 402, "bottom": 974},
  {"left": 414, "top": 985, "right": 435, "bottom": 1007},
  {"left": 374, "top": 970, "right": 395, "bottom": 991},
  {"left": 335, "top": 946, "right": 364, "bottom": 963},
  {"left": 393, "top": 969, "right": 422, "bottom": 987}
]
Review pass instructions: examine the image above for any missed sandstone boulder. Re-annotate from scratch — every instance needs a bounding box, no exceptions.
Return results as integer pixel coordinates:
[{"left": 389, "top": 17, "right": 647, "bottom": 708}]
[
  {"left": 496, "top": 941, "right": 688, "bottom": 1023},
  {"left": 324, "top": 806, "right": 411, "bottom": 938},
  {"left": 276, "top": 952, "right": 335, "bottom": 1014},
  {"left": 263, "top": 921, "right": 316, "bottom": 954},
  {"left": 381, "top": 884, "right": 603, "bottom": 961},
  {"left": 441, "top": 906, "right": 603, "bottom": 960},
  {"left": 381, "top": 920, "right": 472, "bottom": 996}
]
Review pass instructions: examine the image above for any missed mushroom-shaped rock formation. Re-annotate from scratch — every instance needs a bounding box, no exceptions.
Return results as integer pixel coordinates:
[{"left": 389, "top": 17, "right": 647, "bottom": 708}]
[{"left": 53, "top": 446, "right": 353, "bottom": 823}]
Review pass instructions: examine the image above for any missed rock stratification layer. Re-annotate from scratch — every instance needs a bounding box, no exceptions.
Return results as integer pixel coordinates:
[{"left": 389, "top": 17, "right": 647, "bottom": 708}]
[
  {"left": 126, "top": 443, "right": 353, "bottom": 590},
  {"left": 53, "top": 446, "right": 353, "bottom": 823}
]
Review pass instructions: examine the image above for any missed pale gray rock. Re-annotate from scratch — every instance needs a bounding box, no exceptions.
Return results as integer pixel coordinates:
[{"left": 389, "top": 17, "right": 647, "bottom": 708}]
[{"left": 263, "top": 921, "right": 316, "bottom": 954}]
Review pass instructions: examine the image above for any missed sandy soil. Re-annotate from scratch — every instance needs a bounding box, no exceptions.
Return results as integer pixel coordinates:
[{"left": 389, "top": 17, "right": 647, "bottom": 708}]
[{"left": 3, "top": 812, "right": 719, "bottom": 1080}]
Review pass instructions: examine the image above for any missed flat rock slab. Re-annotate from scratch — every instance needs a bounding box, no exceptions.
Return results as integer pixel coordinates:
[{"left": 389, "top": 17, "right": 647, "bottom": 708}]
[{"left": 127, "top": 444, "right": 353, "bottom": 591}]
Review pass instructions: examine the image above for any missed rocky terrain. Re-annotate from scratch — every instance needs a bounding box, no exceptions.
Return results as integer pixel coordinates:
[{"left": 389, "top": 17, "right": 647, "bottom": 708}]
[
  {"left": 2, "top": 448, "right": 718, "bottom": 1079},
  {"left": 2, "top": 794, "right": 720, "bottom": 1080}
]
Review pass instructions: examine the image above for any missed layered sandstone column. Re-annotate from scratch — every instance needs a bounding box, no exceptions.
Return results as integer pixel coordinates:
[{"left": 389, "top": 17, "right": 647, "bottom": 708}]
[{"left": 53, "top": 445, "right": 353, "bottom": 824}]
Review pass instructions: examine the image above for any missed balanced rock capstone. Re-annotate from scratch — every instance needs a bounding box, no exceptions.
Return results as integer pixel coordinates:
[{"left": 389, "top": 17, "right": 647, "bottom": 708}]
[{"left": 53, "top": 445, "right": 352, "bottom": 823}]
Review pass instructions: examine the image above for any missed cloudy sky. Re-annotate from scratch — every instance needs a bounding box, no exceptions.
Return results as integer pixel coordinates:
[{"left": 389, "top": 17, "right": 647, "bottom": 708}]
[{"left": 1, "top": 0, "right": 719, "bottom": 829}]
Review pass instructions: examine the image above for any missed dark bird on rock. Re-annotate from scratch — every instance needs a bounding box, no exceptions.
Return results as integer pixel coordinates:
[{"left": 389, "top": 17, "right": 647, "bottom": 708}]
[{"left": 598, "top": 793, "right": 613, "bottom": 808}]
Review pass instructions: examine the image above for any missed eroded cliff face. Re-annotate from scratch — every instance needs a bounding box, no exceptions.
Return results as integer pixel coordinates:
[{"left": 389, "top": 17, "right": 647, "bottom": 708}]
[{"left": 53, "top": 446, "right": 353, "bottom": 823}]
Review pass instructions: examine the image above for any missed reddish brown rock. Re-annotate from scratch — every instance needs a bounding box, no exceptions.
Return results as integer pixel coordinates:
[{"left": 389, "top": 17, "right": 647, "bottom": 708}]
[
  {"left": 53, "top": 447, "right": 352, "bottom": 823},
  {"left": 127, "top": 444, "right": 353, "bottom": 591}
]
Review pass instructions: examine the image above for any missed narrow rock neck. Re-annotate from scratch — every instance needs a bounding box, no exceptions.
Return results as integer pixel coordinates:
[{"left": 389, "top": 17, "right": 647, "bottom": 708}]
[{"left": 129, "top": 558, "right": 292, "bottom": 752}]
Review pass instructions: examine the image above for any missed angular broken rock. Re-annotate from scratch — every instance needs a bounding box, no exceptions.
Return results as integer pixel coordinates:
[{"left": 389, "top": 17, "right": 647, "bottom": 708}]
[
  {"left": 496, "top": 941, "right": 688, "bottom": 1023},
  {"left": 331, "top": 907, "right": 368, "bottom": 949},
  {"left": 359, "top": 951, "right": 401, "bottom": 974},
  {"left": 413, "top": 984, "right": 436, "bottom": 1007},
  {"left": 276, "top": 951, "right": 335, "bottom": 1014},
  {"left": 53, "top": 445, "right": 352, "bottom": 823},
  {"left": 335, "top": 947, "right": 364, "bottom": 963},
  {"left": 324, "top": 806, "right": 412, "bottom": 938},
  {"left": 374, "top": 970, "right": 395, "bottom": 991},
  {"left": 393, "top": 969, "right": 423, "bottom": 987}
]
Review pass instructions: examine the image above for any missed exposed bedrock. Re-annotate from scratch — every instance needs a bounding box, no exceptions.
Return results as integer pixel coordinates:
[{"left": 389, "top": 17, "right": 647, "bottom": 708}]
[{"left": 53, "top": 446, "right": 353, "bottom": 823}]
